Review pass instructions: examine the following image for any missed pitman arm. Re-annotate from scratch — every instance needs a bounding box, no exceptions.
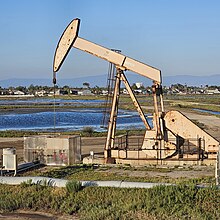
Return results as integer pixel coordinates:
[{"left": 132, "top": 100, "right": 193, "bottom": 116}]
[{"left": 53, "top": 18, "right": 161, "bottom": 84}]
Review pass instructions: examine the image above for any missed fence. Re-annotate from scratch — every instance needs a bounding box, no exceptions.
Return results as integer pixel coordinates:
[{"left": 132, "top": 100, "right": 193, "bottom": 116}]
[{"left": 113, "top": 134, "right": 207, "bottom": 161}]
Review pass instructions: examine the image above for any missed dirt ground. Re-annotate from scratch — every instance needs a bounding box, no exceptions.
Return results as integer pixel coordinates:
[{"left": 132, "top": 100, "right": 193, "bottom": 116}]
[
  {"left": 100, "top": 165, "right": 215, "bottom": 179},
  {"left": 0, "top": 211, "right": 77, "bottom": 220}
]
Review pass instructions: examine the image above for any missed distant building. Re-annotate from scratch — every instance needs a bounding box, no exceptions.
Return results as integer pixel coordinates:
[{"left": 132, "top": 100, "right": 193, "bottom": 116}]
[
  {"left": 70, "top": 89, "right": 79, "bottom": 95},
  {"left": 0, "top": 89, "right": 10, "bottom": 95},
  {"left": 49, "top": 89, "right": 68, "bottom": 96},
  {"left": 205, "top": 89, "right": 220, "bottom": 94},
  {"left": 78, "top": 89, "right": 94, "bottom": 95},
  {"left": 13, "top": 90, "right": 25, "bottom": 95},
  {"left": 133, "top": 89, "right": 143, "bottom": 94},
  {"left": 101, "top": 90, "right": 108, "bottom": 95},
  {"left": 35, "top": 90, "right": 48, "bottom": 97},
  {"left": 135, "top": 82, "right": 143, "bottom": 89},
  {"left": 122, "top": 88, "right": 129, "bottom": 94}
]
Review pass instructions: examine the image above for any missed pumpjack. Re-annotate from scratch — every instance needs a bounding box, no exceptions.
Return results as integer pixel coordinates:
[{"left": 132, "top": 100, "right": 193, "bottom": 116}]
[{"left": 53, "top": 18, "right": 219, "bottom": 164}]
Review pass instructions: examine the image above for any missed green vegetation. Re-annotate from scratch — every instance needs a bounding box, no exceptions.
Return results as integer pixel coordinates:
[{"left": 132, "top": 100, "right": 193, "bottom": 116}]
[
  {"left": 66, "top": 180, "right": 83, "bottom": 193},
  {"left": 164, "top": 94, "right": 220, "bottom": 112},
  {"left": 0, "top": 104, "right": 107, "bottom": 110},
  {"left": 1, "top": 93, "right": 220, "bottom": 114},
  {"left": 0, "top": 182, "right": 219, "bottom": 219},
  {"left": 169, "top": 101, "right": 220, "bottom": 113},
  {"left": 164, "top": 93, "right": 220, "bottom": 105},
  {"left": 20, "top": 179, "right": 55, "bottom": 188},
  {"left": 0, "top": 128, "right": 144, "bottom": 138},
  {"left": 0, "top": 130, "right": 39, "bottom": 137},
  {"left": 2, "top": 164, "right": 218, "bottom": 219},
  {"left": 82, "top": 126, "right": 95, "bottom": 137}
]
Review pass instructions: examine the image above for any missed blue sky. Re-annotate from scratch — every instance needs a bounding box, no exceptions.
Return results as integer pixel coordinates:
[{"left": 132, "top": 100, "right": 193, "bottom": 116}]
[{"left": 1, "top": 0, "right": 220, "bottom": 82}]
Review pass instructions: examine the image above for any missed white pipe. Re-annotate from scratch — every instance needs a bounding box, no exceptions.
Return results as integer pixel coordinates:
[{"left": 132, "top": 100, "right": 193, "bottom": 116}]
[{"left": 0, "top": 176, "right": 173, "bottom": 188}]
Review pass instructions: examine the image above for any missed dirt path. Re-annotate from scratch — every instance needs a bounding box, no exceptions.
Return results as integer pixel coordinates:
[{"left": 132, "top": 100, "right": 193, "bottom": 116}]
[
  {"left": 0, "top": 211, "right": 77, "bottom": 220},
  {"left": 100, "top": 165, "right": 215, "bottom": 179},
  {"left": 179, "top": 109, "right": 220, "bottom": 141}
]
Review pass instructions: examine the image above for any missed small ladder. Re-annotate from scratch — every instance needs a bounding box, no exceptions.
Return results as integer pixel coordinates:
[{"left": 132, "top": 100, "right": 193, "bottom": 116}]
[{"left": 101, "top": 50, "right": 121, "bottom": 128}]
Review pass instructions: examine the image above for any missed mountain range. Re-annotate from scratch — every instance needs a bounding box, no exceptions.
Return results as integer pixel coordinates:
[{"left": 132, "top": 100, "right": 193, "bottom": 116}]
[{"left": 0, "top": 74, "right": 220, "bottom": 88}]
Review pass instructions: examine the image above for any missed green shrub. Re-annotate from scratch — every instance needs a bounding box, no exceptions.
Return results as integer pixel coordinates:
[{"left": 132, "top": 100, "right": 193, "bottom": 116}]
[
  {"left": 20, "top": 179, "right": 34, "bottom": 188},
  {"left": 66, "top": 180, "right": 83, "bottom": 193},
  {"left": 82, "top": 126, "right": 94, "bottom": 136},
  {"left": 20, "top": 179, "right": 54, "bottom": 188},
  {"left": 0, "top": 184, "right": 219, "bottom": 219}
]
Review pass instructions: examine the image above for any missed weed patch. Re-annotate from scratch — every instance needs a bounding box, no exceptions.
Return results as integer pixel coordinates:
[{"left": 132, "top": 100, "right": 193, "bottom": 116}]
[{"left": 0, "top": 181, "right": 219, "bottom": 219}]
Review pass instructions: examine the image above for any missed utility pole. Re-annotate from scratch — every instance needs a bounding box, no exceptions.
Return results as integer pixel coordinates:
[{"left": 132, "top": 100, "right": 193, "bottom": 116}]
[{"left": 216, "top": 151, "right": 220, "bottom": 186}]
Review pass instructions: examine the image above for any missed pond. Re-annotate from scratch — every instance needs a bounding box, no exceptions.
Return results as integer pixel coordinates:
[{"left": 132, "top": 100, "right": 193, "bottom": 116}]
[
  {"left": 0, "top": 108, "right": 151, "bottom": 132},
  {"left": 193, "top": 108, "right": 220, "bottom": 115}
]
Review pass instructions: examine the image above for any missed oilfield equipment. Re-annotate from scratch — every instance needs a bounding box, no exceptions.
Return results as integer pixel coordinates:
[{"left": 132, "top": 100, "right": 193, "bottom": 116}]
[
  {"left": 24, "top": 135, "right": 81, "bottom": 166},
  {"left": 0, "top": 134, "right": 81, "bottom": 176},
  {"left": 53, "top": 18, "right": 219, "bottom": 165},
  {"left": 1, "top": 148, "right": 17, "bottom": 176}
]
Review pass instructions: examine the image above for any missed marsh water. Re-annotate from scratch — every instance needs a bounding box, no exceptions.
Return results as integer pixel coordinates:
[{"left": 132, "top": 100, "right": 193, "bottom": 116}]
[
  {"left": 0, "top": 98, "right": 151, "bottom": 132},
  {"left": 193, "top": 108, "right": 220, "bottom": 115}
]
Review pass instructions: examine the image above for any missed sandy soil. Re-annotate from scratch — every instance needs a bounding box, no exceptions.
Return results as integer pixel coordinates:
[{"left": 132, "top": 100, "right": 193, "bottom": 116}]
[{"left": 101, "top": 165, "right": 215, "bottom": 179}]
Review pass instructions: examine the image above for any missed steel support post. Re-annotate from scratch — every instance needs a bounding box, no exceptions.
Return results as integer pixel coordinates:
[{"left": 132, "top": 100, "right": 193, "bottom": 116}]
[{"left": 104, "top": 68, "right": 122, "bottom": 160}]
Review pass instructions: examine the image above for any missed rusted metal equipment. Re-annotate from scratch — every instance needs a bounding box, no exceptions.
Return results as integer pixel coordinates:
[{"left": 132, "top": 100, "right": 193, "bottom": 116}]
[{"left": 53, "top": 18, "right": 219, "bottom": 165}]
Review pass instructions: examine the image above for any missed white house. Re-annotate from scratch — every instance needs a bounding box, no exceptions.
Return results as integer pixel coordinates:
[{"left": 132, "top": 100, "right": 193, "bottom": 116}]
[
  {"left": 78, "top": 90, "right": 94, "bottom": 95},
  {"left": 35, "top": 90, "right": 48, "bottom": 97},
  {"left": 205, "top": 89, "right": 220, "bottom": 94},
  {"left": 135, "top": 82, "right": 143, "bottom": 89},
  {"left": 13, "top": 90, "right": 25, "bottom": 95}
]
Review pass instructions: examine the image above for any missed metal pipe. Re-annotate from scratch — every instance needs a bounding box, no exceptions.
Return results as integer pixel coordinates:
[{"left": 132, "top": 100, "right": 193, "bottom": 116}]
[
  {"left": 120, "top": 73, "right": 151, "bottom": 130},
  {"left": 0, "top": 176, "right": 173, "bottom": 188},
  {"left": 152, "top": 84, "right": 161, "bottom": 137},
  {"left": 0, "top": 176, "right": 218, "bottom": 188},
  {"left": 105, "top": 68, "right": 121, "bottom": 158}
]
